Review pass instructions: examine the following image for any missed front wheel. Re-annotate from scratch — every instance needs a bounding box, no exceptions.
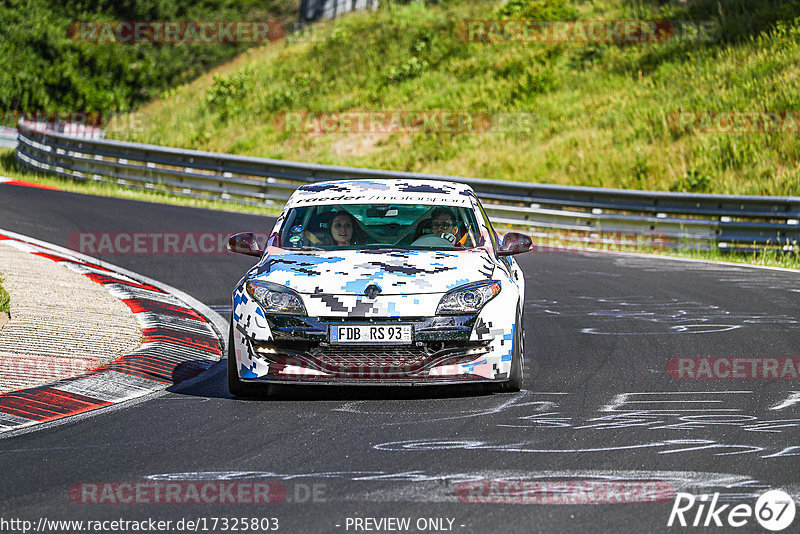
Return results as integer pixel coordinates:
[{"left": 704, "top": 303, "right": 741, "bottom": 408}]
[
  {"left": 227, "top": 319, "right": 263, "bottom": 398},
  {"left": 499, "top": 309, "right": 524, "bottom": 392}
]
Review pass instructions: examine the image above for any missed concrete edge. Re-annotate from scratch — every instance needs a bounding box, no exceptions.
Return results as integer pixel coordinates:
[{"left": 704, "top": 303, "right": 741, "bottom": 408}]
[{"left": 0, "top": 228, "right": 227, "bottom": 437}]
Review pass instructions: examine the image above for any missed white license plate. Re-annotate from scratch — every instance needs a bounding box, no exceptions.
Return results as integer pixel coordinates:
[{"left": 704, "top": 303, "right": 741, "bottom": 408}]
[{"left": 330, "top": 324, "right": 413, "bottom": 345}]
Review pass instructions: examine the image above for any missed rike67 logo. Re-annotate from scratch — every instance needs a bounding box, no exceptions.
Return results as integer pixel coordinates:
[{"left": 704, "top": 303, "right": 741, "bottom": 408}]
[{"left": 668, "top": 490, "right": 796, "bottom": 531}]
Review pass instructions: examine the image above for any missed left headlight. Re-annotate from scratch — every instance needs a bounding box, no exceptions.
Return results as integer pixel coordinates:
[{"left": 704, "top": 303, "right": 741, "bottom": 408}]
[
  {"left": 245, "top": 280, "right": 307, "bottom": 316},
  {"left": 436, "top": 280, "right": 501, "bottom": 315}
]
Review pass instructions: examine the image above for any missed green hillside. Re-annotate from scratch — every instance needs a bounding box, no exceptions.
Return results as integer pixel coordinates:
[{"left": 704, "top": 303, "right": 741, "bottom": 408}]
[
  {"left": 0, "top": 0, "right": 295, "bottom": 118},
  {"left": 114, "top": 0, "right": 800, "bottom": 196}
]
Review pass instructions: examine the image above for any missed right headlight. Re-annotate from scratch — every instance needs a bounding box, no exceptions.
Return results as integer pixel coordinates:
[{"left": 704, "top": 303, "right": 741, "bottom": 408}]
[{"left": 436, "top": 280, "right": 501, "bottom": 315}]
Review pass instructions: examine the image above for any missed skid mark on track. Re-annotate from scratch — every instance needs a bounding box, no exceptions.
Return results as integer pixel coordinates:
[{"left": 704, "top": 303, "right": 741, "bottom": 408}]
[
  {"left": 331, "top": 391, "right": 567, "bottom": 426},
  {"left": 580, "top": 325, "right": 742, "bottom": 335},
  {"left": 567, "top": 270, "right": 622, "bottom": 278},
  {"left": 529, "top": 296, "right": 799, "bottom": 335},
  {"left": 610, "top": 256, "right": 800, "bottom": 292},
  {"left": 770, "top": 391, "right": 800, "bottom": 411},
  {"left": 365, "top": 390, "right": 800, "bottom": 460},
  {"left": 599, "top": 391, "right": 752, "bottom": 412},
  {"left": 143, "top": 469, "right": 799, "bottom": 504},
  {"left": 325, "top": 390, "right": 800, "bottom": 442},
  {"left": 372, "top": 438, "right": 794, "bottom": 458}
]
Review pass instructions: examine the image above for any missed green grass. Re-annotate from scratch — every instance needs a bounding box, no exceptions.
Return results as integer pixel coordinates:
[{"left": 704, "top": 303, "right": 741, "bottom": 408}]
[
  {"left": 651, "top": 246, "right": 800, "bottom": 271},
  {"left": 0, "top": 276, "right": 9, "bottom": 316},
  {"left": 0, "top": 149, "right": 279, "bottom": 217},
  {"left": 111, "top": 0, "right": 800, "bottom": 196}
]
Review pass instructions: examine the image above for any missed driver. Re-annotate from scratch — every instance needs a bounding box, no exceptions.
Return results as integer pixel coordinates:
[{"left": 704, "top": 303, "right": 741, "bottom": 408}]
[{"left": 430, "top": 208, "right": 459, "bottom": 241}]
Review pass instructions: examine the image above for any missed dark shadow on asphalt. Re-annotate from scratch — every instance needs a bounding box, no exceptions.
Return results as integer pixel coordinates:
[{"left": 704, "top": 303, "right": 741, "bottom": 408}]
[{"left": 168, "top": 358, "right": 503, "bottom": 401}]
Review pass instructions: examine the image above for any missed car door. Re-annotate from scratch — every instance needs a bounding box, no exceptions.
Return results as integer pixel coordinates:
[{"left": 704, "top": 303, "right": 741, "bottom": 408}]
[{"left": 475, "top": 199, "right": 525, "bottom": 305}]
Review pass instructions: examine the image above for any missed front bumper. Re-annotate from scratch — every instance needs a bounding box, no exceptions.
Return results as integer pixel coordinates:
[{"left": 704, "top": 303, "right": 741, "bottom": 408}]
[{"left": 232, "top": 315, "right": 510, "bottom": 384}]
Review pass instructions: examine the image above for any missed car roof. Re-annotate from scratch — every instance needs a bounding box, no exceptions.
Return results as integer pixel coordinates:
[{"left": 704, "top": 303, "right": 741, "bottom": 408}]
[{"left": 285, "top": 179, "right": 477, "bottom": 208}]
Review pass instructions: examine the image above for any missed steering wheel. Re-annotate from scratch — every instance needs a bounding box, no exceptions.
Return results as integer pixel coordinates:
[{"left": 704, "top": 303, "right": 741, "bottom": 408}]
[{"left": 411, "top": 233, "right": 456, "bottom": 248}]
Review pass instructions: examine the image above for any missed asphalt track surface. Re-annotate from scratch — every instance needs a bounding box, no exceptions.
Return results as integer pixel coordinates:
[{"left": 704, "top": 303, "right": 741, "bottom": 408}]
[{"left": 1, "top": 185, "right": 799, "bottom": 533}]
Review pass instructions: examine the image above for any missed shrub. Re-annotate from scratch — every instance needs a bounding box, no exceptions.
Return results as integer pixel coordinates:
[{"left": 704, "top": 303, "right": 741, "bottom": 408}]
[
  {"left": 385, "top": 56, "right": 430, "bottom": 83},
  {"left": 496, "top": 0, "right": 579, "bottom": 20},
  {"left": 206, "top": 68, "right": 255, "bottom": 120},
  {"left": 671, "top": 169, "right": 712, "bottom": 192}
]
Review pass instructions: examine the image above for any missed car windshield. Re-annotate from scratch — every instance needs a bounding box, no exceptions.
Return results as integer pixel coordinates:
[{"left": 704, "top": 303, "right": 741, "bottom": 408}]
[{"left": 278, "top": 204, "right": 483, "bottom": 250}]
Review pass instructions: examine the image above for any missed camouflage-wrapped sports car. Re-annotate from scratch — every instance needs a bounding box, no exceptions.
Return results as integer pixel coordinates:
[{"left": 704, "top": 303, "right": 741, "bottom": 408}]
[{"left": 226, "top": 179, "right": 531, "bottom": 393}]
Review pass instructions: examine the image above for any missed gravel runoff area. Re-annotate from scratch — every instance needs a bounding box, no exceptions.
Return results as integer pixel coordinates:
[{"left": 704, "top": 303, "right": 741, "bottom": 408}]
[{"left": 0, "top": 241, "right": 142, "bottom": 393}]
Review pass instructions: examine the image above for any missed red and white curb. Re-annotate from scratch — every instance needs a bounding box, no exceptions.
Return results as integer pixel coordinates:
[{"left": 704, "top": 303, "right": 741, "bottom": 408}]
[
  {"left": 0, "top": 229, "right": 225, "bottom": 434},
  {"left": 0, "top": 175, "right": 60, "bottom": 190}
]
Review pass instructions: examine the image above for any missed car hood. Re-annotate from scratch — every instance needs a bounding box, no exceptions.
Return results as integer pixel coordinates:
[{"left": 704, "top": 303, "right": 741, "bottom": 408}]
[{"left": 249, "top": 248, "right": 497, "bottom": 295}]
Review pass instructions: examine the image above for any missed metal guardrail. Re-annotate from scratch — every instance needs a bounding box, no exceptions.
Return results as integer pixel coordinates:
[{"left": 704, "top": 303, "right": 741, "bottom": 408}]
[
  {"left": 0, "top": 128, "right": 18, "bottom": 149},
  {"left": 299, "top": 0, "right": 377, "bottom": 23},
  {"left": 15, "top": 120, "right": 800, "bottom": 250}
]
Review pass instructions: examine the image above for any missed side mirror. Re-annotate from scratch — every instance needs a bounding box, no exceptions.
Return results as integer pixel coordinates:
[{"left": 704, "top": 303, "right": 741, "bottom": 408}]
[
  {"left": 227, "top": 232, "right": 263, "bottom": 257},
  {"left": 497, "top": 232, "right": 533, "bottom": 256}
]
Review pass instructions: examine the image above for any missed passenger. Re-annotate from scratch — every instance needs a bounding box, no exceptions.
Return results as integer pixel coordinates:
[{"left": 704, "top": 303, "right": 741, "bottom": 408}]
[{"left": 328, "top": 211, "right": 357, "bottom": 246}]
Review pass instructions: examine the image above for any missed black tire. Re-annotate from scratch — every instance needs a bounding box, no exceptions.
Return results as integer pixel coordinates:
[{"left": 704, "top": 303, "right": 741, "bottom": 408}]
[
  {"left": 227, "top": 319, "right": 264, "bottom": 398},
  {"left": 499, "top": 308, "right": 524, "bottom": 392}
]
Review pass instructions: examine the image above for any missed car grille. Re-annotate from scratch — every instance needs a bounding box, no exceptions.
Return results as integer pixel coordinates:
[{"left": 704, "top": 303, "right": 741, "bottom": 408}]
[
  {"left": 251, "top": 337, "right": 490, "bottom": 378},
  {"left": 312, "top": 345, "right": 431, "bottom": 375}
]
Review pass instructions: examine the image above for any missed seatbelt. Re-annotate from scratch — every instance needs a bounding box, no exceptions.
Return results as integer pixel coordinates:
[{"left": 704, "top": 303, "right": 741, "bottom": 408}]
[{"left": 304, "top": 230, "right": 321, "bottom": 244}]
